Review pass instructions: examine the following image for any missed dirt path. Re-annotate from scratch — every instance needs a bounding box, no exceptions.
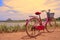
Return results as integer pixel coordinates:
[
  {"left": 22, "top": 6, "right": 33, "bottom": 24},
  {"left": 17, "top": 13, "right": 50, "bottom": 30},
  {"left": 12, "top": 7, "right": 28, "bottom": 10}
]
[{"left": 0, "top": 28, "right": 60, "bottom": 40}]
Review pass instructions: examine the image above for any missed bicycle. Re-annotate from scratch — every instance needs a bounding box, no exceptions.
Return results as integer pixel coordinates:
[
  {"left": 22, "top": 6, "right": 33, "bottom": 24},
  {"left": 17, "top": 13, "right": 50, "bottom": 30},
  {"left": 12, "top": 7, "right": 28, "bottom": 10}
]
[{"left": 25, "top": 11, "right": 57, "bottom": 38}]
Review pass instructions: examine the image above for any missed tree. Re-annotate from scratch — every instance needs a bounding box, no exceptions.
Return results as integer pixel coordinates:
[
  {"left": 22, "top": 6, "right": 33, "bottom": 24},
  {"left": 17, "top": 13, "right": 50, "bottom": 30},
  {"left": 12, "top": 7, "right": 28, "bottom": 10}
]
[
  {"left": 6, "top": 18, "right": 12, "bottom": 21},
  {"left": 56, "top": 17, "right": 60, "bottom": 21}
]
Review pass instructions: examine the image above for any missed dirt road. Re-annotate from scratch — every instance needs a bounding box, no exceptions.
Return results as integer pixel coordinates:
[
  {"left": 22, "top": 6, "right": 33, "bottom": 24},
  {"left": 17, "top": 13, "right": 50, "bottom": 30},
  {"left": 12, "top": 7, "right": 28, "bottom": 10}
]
[{"left": 0, "top": 28, "right": 60, "bottom": 40}]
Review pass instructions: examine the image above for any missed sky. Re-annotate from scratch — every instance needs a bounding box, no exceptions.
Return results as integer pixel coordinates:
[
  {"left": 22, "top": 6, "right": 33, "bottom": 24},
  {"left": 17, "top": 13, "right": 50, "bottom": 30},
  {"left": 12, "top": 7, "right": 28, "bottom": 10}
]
[
  {"left": 0, "top": 0, "right": 3, "bottom": 6},
  {"left": 0, "top": 0, "right": 60, "bottom": 20}
]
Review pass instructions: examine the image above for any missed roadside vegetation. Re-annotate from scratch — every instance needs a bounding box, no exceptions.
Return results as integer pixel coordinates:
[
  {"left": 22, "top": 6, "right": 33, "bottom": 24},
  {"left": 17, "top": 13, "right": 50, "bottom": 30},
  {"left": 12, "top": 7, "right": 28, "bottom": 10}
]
[
  {"left": 0, "top": 17, "right": 60, "bottom": 33},
  {"left": 0, "top": 25, "right": 26, "bottom": 33}
]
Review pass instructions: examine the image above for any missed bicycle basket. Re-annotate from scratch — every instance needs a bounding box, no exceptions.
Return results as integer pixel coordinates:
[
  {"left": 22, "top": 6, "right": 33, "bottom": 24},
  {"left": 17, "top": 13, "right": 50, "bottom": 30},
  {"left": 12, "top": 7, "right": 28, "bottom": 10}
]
[{"left": 50, "top": 13, "right": 54, "bottom": 18}]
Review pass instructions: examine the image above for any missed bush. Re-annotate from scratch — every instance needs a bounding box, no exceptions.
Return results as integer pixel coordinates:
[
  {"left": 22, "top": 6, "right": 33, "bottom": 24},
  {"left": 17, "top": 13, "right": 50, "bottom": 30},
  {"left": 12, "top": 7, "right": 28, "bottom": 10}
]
[
  {"left": 7, "top": 26, "right": 14, "bottom": 33},
  {"left": 20, "top": 25, "right": 26, "bottom": 31},
  {"left": 0, "top": 24, "right": 27, "bottom": 33},
  {"left": 13, "top": 25, "right": 21, "bottom": 32},
  {"left": 0, "top": 25, "right": 3, "bottom": 33},
  {"left": 0, "top": 25, "right": 7, "bottom": 33}
]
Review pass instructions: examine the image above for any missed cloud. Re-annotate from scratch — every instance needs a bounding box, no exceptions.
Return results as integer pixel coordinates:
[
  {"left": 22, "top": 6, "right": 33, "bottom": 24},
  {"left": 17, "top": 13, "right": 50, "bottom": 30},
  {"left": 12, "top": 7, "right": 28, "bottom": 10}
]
[
  {"left": 6, "top": 10, "right": 20, "bottom": 13},
  {"left": 0, "top": 7, "right": 35, "bottom": 20},
  {"left": 0, "top": 7, "right": 24, "bottom": 20},
  {"left": 0, "top": 0, "right": 13, "bottom": 9},
  {"left": 54, "top": 8, "right": 60, "bottom": 10},
  {"left": 45, "top": 0, "right": 60, "bottom": 4}
]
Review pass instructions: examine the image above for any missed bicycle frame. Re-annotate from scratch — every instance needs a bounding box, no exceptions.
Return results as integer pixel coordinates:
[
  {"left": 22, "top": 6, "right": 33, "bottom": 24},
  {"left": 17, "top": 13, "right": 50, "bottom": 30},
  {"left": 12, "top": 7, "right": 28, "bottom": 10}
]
[
  {"left": 26, "top": 14, "right": 51, "bottom": 30},
  {"left": 35, "top": 14, "right": 49, "bottom": 30}
]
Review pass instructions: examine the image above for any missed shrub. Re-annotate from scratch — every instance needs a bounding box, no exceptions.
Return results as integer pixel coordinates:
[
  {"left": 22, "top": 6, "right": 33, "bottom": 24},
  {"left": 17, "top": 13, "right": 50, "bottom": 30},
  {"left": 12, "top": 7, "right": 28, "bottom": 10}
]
[
  {"left": 0, "top": 25, "right": 3, "bottom": 33},
  {"left": 13, "top": 25, "right": 21, "bottom": 32},
  {"left": 20, "top": 25, "right": 26, "bottom": 31},
  {"left": 0, "top": 25, "right": 7, "bottom": 33},
  {"left": 7, "top": 26, "right": 14, "bottom": 33},
  {"left": 0, "top": 24, "right": 27, "bottom": 33}
]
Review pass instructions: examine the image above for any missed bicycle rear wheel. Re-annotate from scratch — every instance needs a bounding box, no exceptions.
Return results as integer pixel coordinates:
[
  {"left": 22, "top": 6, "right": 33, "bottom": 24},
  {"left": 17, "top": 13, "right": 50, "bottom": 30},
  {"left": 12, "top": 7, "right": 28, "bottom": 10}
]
[
  {"left": 26, "top": 18, "right": 41, "bottom": 38},
  {"left": 46, "top": 18, "right": 57, "bottom": 32}
]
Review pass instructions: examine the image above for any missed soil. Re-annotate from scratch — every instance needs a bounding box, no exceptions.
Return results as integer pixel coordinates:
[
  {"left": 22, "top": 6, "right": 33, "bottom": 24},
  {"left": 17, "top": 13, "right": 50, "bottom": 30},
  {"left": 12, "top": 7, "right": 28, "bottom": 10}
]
[{"left": 0, "top": 28, "right": 60, "bottom": 40}]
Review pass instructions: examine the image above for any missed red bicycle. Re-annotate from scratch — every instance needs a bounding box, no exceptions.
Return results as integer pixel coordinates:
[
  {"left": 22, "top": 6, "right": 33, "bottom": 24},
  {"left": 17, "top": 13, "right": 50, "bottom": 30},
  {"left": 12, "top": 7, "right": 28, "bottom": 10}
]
[{"left": 25, "top": 11, "right": 57, "bottom": 38}]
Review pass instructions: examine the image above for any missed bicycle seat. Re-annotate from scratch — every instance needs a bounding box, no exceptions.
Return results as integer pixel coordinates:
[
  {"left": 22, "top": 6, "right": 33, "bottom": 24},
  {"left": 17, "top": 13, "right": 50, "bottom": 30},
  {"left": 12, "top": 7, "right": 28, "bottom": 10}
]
[{"left": 35, "top": 12, "right": 41, "bottom": 15}]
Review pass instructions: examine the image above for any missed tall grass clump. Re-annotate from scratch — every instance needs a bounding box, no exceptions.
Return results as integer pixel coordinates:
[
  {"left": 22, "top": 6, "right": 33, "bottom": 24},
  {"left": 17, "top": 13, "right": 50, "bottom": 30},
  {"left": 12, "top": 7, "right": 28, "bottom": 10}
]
[
  {"left": 7, "top": 26, "right": 14, "bottom": 33},
  {"left": 20, "top": 25, "right": 26, "bottom": 32},
  {"left": 13, "top": 25, "right": 21, "bottom": 32},
  {"left": 0, "top": 25, "right": 8, "bottom": 33},
  {"left": 0, "top": 24, "right": 27, "bottom": 33}
]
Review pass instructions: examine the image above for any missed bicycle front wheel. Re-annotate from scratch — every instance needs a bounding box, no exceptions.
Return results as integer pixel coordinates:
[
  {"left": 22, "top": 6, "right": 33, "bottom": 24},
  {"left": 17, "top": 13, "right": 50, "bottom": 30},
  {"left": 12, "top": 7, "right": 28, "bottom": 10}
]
[
  {"left": 46, "top": 18, "right": 57, "bottom": 32},
  {"left": 25, "top": 18, "right": 41, "bottom": 38}
]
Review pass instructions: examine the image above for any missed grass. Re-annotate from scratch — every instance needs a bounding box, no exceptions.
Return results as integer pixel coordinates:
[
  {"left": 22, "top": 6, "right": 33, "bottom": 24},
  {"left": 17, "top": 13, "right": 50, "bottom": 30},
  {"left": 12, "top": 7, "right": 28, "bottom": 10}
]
[
  {"left": 0, "top": 25, "right": 26, "bottom": 33},
  {"left": 0, "top": 21, "right": 60, "bottom": 33}
]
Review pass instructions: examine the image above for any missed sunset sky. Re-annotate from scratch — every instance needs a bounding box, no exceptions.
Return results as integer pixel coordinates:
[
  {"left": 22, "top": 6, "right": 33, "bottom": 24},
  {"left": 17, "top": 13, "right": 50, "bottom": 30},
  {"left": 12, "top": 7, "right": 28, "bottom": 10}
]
[{"left": 0, "top": 0, "right": 60, "bottom": 20}]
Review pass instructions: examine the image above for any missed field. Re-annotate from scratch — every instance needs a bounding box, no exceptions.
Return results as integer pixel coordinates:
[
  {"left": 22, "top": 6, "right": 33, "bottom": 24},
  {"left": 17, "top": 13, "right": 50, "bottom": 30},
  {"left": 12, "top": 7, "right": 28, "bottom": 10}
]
[{"left": 0, "top": 21, "right": 60, "bottom": 40}]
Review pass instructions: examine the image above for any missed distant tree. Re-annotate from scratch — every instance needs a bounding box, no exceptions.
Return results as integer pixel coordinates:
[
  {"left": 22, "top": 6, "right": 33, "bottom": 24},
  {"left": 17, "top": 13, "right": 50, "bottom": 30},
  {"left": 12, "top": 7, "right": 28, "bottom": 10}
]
[
  {"left": 56, "top": 17, "right": 60, "bottom": 21},
  {"left": 6, "top": 18, "right": 12, "bottom": 21},
  {"left": 58, "top": 17, "right": 60, "bottom": 20}
]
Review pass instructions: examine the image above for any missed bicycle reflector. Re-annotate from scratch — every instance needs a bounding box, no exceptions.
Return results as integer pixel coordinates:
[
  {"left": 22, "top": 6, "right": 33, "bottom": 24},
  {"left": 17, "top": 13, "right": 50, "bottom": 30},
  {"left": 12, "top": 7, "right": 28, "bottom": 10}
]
[{"left": 35, "top": 12, "right": 41, "bottom": 15}]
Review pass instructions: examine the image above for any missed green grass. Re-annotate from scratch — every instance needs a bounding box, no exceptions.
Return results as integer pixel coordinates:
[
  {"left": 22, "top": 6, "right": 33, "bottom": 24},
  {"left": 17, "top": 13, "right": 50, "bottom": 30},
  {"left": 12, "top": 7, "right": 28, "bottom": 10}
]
[
  {"left": 0, "top": 21, "right": 60, "bottom": 33},
  {"left": 0, "top": 25, "right": 26, "bottom": 33}
]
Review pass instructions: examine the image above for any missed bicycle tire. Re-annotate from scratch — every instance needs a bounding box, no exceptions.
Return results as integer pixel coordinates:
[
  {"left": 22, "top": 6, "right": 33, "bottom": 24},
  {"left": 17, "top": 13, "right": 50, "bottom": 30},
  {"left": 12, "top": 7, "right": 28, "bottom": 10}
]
[
  {"left": 25, "top": 18, "right": 41, "bottom": 38},
  {"left": 46, "top": 18, "right": 57, "bottom": 32}
]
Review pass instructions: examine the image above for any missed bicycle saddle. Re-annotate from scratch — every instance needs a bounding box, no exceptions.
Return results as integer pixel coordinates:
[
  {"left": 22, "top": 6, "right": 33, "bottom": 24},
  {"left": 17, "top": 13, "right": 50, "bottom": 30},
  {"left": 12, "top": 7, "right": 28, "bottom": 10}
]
[{"left": 35, "top": 12, "right": 41, "bottom": 15}]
